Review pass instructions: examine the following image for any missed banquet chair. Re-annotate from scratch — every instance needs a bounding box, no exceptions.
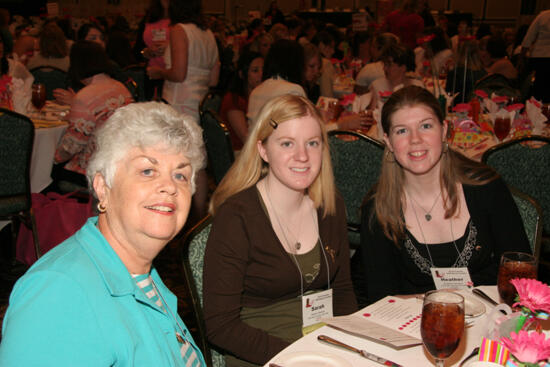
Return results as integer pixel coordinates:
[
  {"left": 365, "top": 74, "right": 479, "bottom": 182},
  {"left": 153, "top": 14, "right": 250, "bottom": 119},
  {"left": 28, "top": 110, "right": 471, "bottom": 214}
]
[
  {"left": 482, "top": 136, "right": 550, "bottom": 237},
  {"left": 328, "top": 130, "right": 384, "bottom": 249},
  {"left": 30, "top": 66, "right": 69, "bottom": 100},
  {"left": 510, "top": 187, "right": 543, "bottom": 260},
  {"left": 200, "top": 109, "right": 235, "bottom": 185},
  {"left": 0, "top": 108, "right": 41, "bottom": 261},
  {"left": 181, "top": 215, "right": 226, "bottom": 367},
  {"left": 122, "top": 64, "right": 146, "bottom": 102},
  {"left": 199, "top": 91, "right": 222, "bottom": 117}
]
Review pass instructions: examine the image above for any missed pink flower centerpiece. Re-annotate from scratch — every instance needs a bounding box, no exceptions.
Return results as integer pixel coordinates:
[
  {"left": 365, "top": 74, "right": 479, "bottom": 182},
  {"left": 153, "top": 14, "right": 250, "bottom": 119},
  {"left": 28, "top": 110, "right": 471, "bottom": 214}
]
[
  {"left": 475, "top": 89, "right": 489, "bottom": 99},
  {"left": 452, "top": 103, "right": 472, "bottom": 121},
  {"left": 501, "top": 331, "right": 550, "bottom": 367},
  {"left": 511, "top": 279, "right": 550, "bottom": 317},
  {"left": 497, "top": 279, "right": 550, "bottom": 366}
]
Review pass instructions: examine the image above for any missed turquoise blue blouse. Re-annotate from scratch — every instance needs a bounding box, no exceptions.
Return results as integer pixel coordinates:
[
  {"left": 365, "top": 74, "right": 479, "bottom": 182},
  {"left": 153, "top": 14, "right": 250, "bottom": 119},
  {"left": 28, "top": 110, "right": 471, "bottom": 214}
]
[{"left": 0, "top": 217, "right": 205, "bottom": 366}]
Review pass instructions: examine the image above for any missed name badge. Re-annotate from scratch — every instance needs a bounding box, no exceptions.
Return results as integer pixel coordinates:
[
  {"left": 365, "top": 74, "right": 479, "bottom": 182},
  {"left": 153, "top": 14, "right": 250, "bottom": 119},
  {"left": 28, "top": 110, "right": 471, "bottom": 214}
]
[
  {"left": 302, "top": 289, "right": 333, "bottom": 327},
  {"left": 430, "top": 267, "right": 474, "bottom": 290},
  {"left": 152, "top": 29, "right": 167, "bottom": 42}
]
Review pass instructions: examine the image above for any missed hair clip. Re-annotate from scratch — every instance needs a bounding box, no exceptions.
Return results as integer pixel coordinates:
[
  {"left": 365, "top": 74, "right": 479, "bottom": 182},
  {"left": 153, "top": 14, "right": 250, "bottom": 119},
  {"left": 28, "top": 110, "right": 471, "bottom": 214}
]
[{"left": 269, "top": 118, "right": 278, "bottom": 129}]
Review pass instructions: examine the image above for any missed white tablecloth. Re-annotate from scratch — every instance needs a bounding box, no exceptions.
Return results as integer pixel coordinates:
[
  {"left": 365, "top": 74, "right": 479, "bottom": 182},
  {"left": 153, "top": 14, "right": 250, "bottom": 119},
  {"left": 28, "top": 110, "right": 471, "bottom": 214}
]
[
  {"left": 265, "top": 286, "right": 500, "bottom": 367},
  {"left": 30, "top": 125, "right": 67, "bottom": 193},
  {"left": 0, "top": 123, "right": 67, "bottom": 231}
]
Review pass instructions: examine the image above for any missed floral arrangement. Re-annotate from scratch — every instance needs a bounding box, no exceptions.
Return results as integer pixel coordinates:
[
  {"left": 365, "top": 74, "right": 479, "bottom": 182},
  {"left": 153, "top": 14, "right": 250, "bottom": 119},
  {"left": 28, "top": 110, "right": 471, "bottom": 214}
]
[
  {"left": 501, "top": 331, "right": 550, "bottom": 366},
  {"left": 452, "top": 103, "right": 472, "bottom": 121},
  {"left": 492, "top": 95, "right": 509, "bottom": 106},
  {"left": 475, "top": 89, "right": 489, "bottom": 100},
  {"left": 501, "top": 279, "right": 550, "bottom": 367}
]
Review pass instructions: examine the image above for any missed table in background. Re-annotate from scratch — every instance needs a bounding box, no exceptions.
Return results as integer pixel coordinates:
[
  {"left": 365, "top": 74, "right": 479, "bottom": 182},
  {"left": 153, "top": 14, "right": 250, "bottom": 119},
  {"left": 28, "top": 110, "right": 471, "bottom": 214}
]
[
  {"left": 265, "top": 286, "right": 499, "bottom": 367},
  {"left": 31, "top": 122, "right": 67, "bottom": 192}
]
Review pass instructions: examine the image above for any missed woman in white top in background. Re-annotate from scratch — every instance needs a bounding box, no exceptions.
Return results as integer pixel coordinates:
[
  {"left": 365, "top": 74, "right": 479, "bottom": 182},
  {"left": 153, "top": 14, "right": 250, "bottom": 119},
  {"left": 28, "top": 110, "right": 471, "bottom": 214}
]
[
  {"left": 147, "top": 0, "right": 219, "bottom": 220},
  {"left": 147, "top": 0, "right": 220, "bottom": 122}
]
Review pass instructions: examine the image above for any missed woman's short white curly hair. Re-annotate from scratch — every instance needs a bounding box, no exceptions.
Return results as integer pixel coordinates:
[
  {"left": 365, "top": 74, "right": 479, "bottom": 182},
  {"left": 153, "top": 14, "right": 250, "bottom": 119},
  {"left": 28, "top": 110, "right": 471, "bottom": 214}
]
[{"left": 86, "top": 102, "right": 206, "bottom": 194}]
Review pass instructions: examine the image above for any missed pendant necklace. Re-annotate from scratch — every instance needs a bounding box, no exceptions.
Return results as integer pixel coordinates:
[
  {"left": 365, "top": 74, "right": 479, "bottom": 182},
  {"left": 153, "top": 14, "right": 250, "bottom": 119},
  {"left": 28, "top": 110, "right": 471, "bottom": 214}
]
[
  {"left": 408, "top": 190, "right": 442, "bottom": 221},
  {"left": 264, "top": 180, "right": 305, "bottom": 252},
  {"left": 408, "top": 191, "right": 463, "bottom": 268}
]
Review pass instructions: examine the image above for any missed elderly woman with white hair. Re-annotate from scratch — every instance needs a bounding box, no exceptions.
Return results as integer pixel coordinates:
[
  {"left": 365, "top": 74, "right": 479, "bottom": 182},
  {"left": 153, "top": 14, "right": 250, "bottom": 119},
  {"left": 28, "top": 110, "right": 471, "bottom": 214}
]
[{"left": 0, "top": 102, "right": 207, "bottom": 367}]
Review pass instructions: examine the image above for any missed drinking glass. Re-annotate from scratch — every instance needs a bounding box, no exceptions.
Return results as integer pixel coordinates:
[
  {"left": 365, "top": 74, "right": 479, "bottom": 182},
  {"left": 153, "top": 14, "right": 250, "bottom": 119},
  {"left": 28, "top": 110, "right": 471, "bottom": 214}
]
[
  {"left": 497, "top": 252, "right": 537, "bottom": 307},
  {"left": 32, "top": 83, "right": 46, "bottom": 111},
  {"left": 493, "top": 117, "right": 511, "bottom": 142},
  {"left": 421, "top": 290, "right": 465, "bottom": 367}
]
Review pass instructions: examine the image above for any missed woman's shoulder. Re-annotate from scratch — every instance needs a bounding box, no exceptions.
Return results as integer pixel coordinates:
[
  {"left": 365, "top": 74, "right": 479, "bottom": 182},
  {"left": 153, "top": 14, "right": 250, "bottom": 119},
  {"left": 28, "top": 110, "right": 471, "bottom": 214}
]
[
  {"left": 217, "top": 186, "right": 261, "bottom": 213},
  {"left": 463, "top": 176, "right": 508, "bottom": 199}
]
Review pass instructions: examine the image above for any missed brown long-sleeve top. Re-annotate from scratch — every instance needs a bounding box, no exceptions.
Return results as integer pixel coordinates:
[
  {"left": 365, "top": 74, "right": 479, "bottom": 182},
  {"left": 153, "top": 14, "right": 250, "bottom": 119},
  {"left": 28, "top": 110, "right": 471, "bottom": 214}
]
[{"left": 203, "top": 186, "right": 357, "bottom": 365}]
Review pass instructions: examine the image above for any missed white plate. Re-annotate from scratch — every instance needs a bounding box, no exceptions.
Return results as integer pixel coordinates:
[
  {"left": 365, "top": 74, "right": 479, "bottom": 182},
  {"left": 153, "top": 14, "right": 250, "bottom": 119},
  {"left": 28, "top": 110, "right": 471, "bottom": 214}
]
[
  {"left": 276, "top": 351, "right": 352, "bottom": 367},
  {"left": 464, "top": 294, "right": 486, "bottom": 318},
  {"left": 464, "top": 361, "right": 502, "bottom": 367}
]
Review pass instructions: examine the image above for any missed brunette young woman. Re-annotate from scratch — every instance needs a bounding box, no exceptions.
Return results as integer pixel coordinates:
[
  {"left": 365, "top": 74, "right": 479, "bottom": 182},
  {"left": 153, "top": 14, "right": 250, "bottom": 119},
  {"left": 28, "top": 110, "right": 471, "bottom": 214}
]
[
  {"left": 358, "top": 86, "right": 530, "bottom": 303},
  {"left": 219, "top": 50, "right": 263, "bottom": 150}
]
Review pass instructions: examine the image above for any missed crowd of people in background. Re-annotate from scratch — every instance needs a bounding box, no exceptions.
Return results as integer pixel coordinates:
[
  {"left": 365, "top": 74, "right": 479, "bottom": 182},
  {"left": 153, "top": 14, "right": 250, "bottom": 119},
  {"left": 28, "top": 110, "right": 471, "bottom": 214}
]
[{"left": 0, "top": 1, "right": 548, "bottom": 365}]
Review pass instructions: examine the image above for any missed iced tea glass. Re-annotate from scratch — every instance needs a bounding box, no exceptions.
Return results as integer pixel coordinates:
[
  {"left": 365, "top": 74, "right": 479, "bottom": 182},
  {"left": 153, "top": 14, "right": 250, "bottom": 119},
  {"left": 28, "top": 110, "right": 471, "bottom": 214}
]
[
  {"left": 31, "top": 83, "right": 46, "bottom": 111},
  {"left": 497, "top": 252, "right": 537, "bottom": 307},
  {"left": 421, "top": 290, "right": 465, "bottom": 367},
  {"left": 494, "top": 117, "right": 511, "bottom": 141}
]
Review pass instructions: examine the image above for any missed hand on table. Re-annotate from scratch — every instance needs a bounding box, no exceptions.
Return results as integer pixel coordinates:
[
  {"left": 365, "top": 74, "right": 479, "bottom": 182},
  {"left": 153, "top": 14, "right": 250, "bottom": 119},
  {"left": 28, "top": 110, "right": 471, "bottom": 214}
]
[
  {"left": 337, "top": 111, "right": 374, "bottom": 131},
  {"left": 52, "top": 88, "right": 75, "bottom": 106}
]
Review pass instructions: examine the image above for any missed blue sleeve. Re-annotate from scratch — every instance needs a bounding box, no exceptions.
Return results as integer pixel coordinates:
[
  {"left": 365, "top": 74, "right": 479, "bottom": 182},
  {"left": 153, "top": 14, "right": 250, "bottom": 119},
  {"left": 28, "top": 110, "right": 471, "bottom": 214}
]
[{"left": 0, "top": 270, "right": 112, "bottom": 366}]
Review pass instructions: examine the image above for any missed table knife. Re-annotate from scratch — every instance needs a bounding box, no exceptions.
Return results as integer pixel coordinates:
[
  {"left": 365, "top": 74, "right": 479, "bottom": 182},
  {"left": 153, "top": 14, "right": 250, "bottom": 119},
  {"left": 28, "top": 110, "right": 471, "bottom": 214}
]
[
  {"left": 318, "top": 334, "right": 403, "bottom": 367},
  {"left": 472, "top": 288, "right": 499, "bottom": 306}
]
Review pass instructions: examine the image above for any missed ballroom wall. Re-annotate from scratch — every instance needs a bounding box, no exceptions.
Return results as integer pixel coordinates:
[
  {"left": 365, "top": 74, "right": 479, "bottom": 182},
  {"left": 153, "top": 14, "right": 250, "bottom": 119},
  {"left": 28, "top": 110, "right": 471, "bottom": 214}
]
[{"left": 44, "top": 0, "right": 550, "bottom": 28}]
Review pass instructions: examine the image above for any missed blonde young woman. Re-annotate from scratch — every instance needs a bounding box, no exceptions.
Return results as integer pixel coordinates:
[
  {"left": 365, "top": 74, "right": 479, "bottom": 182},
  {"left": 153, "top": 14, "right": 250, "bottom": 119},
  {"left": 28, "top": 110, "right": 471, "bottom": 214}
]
[
  {"left": 358, "top": 86, "right": 530, "bottom": 304},
  {"left": 203, "top": 95, "right": 357, "bottom": 367}
]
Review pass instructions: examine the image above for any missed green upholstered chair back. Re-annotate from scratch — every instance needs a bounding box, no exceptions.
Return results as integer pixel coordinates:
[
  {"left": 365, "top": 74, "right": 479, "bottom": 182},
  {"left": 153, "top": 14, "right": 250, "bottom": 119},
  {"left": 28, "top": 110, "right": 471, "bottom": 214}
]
[
  {"left": 200, "top": 109, "right": 235, "bottom": 185},
  {"left": 0, "top": 108, "right": 42, "bottom": 259},
  {"left": 30, "top": 66, "right": 69, "bottom": 101},
  {"left": 182, "top": 216, "right": 225, "bottom": 367},
  {"left": 0, "top": 108, "right": 34, "bottom": 214},
  {"left": 328, "top": 130, "right": 384, "bottom": 248},
  {"left": 510, "top": 187, "right": 543, "bottom": 260},
  {"left": 482, "top": 136, "right": 550, "bottom": 235}
]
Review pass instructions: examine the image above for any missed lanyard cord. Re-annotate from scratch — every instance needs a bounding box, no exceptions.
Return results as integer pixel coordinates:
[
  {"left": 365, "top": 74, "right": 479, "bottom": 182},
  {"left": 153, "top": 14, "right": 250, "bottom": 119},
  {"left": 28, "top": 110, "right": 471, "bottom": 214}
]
[
  {"left": 264, "top": 181, "right": 331, "bottom": 296},
  {"left": 150, "top": 278, "right": 188, "bottom": 341},
  {"left": 407, "top": 192, "right": 463, "bottom": 268}
]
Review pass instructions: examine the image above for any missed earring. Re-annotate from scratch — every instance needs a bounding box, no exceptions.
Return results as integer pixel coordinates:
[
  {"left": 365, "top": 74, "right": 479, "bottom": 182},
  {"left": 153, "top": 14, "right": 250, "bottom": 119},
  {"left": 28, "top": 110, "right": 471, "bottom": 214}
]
[
  {"left": 97, "top": 202, "right": 107, "bottom": 213},
  {"left": 443, "top": 141, "right": 449, "bottom": 153},
  {"left": 385, "top": 150, "right": 396, "bottom": 163}
]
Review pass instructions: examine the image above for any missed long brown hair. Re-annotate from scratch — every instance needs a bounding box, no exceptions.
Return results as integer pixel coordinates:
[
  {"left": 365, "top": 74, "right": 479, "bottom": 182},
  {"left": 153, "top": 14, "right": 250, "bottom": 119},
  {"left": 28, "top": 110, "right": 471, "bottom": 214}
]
[
  {"left": 209, "top": 94, "right": 336, "bottom": 216},
  {"left": 371, "top": 86, "right": 498, "bottom": 244}
]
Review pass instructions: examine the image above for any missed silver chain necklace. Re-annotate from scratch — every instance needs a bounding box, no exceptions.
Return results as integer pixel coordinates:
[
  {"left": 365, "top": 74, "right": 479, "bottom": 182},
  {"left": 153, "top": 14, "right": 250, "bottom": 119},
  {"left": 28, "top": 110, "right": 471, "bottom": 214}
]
[
  {"left": 408, "top": 191, "right": 442, "bottom": 221},
  {"left": 264, "top": 179, "right": 305, "bottom": 252},
  {"left": 407, "top": 192, "right": 463, "bottom": 268},
  {"left": 150, "top": 278, "right": 189, "bottom": 345}
]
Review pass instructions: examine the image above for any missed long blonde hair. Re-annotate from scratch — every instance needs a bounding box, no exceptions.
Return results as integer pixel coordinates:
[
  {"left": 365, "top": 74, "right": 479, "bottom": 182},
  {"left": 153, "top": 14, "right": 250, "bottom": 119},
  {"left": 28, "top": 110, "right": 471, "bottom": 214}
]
[
  {"left": 371, "top": 86, "right": 498, "bottom": 244},
  {"left": 209, "top": 94, "right": 336, "bottom": 216}
]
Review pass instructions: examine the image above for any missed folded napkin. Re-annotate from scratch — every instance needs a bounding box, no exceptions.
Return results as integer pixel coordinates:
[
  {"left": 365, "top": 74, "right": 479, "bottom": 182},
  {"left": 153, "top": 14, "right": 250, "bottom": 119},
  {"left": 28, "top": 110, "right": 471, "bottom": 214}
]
[
  {"left": 525, "top": 97, "right": 547, "bottom": 135},
  {"left": 11, "top": 76, "right": 32, "bottom": 114},
  {"left": 488, "top": 109, "right": 515, "bottom": 126},
  {"left": 483, "top": 98, "right": 499, "bottom": 114}
]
